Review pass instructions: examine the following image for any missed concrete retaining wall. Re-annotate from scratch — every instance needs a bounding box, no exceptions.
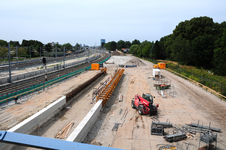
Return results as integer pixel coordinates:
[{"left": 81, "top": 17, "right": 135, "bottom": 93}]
[
  {"left": 66, "top": 100, "right": 103, "bottom": 142},
  {"left": 0, "top": 96, "right": 66, "bottom": 150}
]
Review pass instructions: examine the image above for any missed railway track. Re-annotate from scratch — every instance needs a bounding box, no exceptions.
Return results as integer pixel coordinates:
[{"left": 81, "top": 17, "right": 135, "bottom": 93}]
[{"left": 0, "top": 53, "right": 109, "bottom": 96}]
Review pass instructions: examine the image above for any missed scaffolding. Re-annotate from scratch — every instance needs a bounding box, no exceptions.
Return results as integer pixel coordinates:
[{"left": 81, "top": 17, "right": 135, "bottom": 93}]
[{"left": 154, "top": 77, "right": 176, "bottom": 98}]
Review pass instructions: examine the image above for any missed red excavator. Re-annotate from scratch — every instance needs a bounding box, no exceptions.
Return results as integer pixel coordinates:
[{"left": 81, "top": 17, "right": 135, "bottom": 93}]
[{"left": 131, "top": 93, "right": 159, "bottom": 115}]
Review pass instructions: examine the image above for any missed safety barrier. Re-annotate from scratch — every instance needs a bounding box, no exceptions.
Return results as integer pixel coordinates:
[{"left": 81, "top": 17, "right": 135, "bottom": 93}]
[
  {"left": 96, "top": 68, "right": 124, "bottom": 107},
  {"left": 0, "top": 54, "right": 111, "bottom": 105}
]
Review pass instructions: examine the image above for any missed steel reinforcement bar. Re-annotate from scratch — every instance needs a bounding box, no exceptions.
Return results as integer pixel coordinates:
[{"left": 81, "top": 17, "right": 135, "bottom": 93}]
[
  {"left": 66, "top": 68, "right": 107, "bottom": 102},
  {"left": 96, "top": 68, "right": 125, "bottom": 107}
]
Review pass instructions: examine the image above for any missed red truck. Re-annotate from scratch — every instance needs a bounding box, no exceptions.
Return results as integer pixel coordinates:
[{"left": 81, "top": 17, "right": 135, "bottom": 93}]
[{"left": 131, "top": 93, "right": 159, "bottom": 115}]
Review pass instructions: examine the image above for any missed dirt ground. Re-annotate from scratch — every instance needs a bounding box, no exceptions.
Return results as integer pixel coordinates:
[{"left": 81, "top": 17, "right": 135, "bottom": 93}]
[{"left": 84, "top": 55, "right": 226, "bottom": 150}]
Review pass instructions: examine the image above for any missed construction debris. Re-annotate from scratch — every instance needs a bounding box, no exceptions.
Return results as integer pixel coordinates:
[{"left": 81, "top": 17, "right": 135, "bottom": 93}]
[
  {"left": 121, "top": 108, "right": 128, "bottom": 120},
  {"left": 151, "top": 116, "right": 159, "bottom": 121},
  {"left": 163, "top": 133, "right": 187, "bottom": 142},
  {"left": 151, "top": 124, "right": 164, "bottom": 136},
  {"left": 152, "top": 121, "right": 173, "bottom": 128},
  {"left": 182, "top": 125, "right": 209, "bottom": 133},
  {"left": 119, "top": 94, "right": 123, "bottom": 102},
  {"left": 119, "top": 108, "right": 123, "bottom": 115},
  {"left": 186, "top": 123, "right": 221, "bottom": 132},
  {"left": 200, "top": 131, "right": 217, "bottom": 145},
  {"left": 55, "top": 121, "right": 74, "bottom": 139},
  {"left": 156, "top": 144, "right": 177, "bottom": 150},
  {"left": 112, "top": 123, "right": 121, "bottom": 131}
]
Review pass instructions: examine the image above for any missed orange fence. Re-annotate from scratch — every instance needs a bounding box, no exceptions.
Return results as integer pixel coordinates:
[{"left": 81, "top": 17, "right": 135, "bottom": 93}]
[{"left": 96, "top": 68, "right": 125, "bottom": 107}]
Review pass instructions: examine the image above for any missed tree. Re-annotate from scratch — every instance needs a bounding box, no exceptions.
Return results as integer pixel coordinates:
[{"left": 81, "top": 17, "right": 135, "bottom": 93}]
[
  {"left": 21, "top": 39, "right": 30, "bottom": 46},
  {"left": 142, "top": 42, "right": 153, "bottom": 58},
  {"left": 0, "top": 40, "right": 8, "bottom": 47},
  {"left": 44, "top": 43, "right": 52, "bottom": 52},
  {"left": 125, "top": 41, "right": 131, "bottom": 48},
  {"left": 129, "top": 44, "right": 139, "bottom": 55},
  {"left": 213, "top": 29, "right": 226, "bottom": 76},
  {"left": 170, "top": 34, "right": 190, "bottom": 66},
  {"left": 104, "top": 41, "right": 117, "bottom": 51},
  {"left": 75, "top": 43, "right": 81, "bottom": 50},
  {"left": 136, "top": 41, "right": 151, "bottom": 57},
  {"left": 62, "top": 43, "right": 72, "bottom": 50},
  {"left": 132, "top": 39, "right": 140, "bottom": 45},
  {"left": 10, "top": 41, "right": 20, "bottom": 46},
  {"left": 117, "top": 40, "right": 125, "bottom": 50}
]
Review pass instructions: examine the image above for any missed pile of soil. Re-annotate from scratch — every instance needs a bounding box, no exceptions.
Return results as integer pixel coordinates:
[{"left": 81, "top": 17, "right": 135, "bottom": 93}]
[
  {"left": 124, "top": 58, "right": 146, "bottom": 66},
  {"left": 111, "top": 51, "right": 125, "bottom": 56}
]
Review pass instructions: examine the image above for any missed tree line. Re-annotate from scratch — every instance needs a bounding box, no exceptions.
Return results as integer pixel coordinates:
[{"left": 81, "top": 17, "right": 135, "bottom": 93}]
[
  {"left": 0, "top": 39, "right": 81, "bottom": 55},
  {"left": 104, "top": 16, "right": 226, "bottom": 76}
]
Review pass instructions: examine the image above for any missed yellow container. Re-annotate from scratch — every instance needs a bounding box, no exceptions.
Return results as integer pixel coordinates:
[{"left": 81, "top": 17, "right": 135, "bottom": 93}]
[
  {"left": 153, "top": 65, "right": 158, "bottom": 68},
  {"left": 91, "top": 63, "right": 99, "bottom": 70},
  {"left": 158, "top": 63, "right": 166, "bottom": 69}
]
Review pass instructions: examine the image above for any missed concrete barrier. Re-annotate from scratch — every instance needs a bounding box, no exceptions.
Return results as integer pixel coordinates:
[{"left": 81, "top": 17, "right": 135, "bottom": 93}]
[
  {"left": 66, "top": 100, "right": 103, "bottom": 142},
  {"left": 0, "top": 96, "right": 66, "bottom": 150}
]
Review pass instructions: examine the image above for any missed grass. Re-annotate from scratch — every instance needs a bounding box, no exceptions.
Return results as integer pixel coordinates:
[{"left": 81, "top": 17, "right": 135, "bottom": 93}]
[{"left": 162, "top": 61, "right": 226, "bottom": 97}]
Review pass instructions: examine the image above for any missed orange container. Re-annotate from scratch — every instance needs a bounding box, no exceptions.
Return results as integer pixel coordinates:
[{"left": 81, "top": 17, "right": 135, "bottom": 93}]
[
  {"left": 153, "top": 65, "right": 158, "bottom": 68},
  {"left": 158, "top": 63, "right": 166, "bottom": 69},
  {"left": 91, "top": 63, "right": 99, "bottom": 70}
]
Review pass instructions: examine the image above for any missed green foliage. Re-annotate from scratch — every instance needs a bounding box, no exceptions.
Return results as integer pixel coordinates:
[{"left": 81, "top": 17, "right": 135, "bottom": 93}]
[
  {"left": 44, "top": 43, "right": 52, "bottom": 52},
  {"left": 142, "top": 42, "right": 152, "bottom": 58},
  {"left": 166, "top": 63, "right": 226, "bottom": 96},
  {"left": 213, "top": 29, "right": 226, "bottom": 76},
  {"left": 129, "top": 45, "right": 139, "bottom": 54},
  {"left": 10, "top": 41, "right": 20, "bottom": 46},
  {"left": 0, "top": 39, "right": 8, "bottom": 46},
  {"left": 104, "top": 41, "right": 117, "bottom": 51},
  {"left": 75, "top": 43, "right": 81, "bottom": 50},
  {"left": 62, "top": 43, "right": 73, "bottom": 50},
  {"left": 132, "top": 39, "right": 140, "bottom": 45},
  {"left": 117, "top": 40, "right": 126, "bottom": 50},
  {"left": 0, "top": 47, "right": 8, "bottom": 57},
  {"left": 125, "top": 41, "right": 131, "bottom": 48}
]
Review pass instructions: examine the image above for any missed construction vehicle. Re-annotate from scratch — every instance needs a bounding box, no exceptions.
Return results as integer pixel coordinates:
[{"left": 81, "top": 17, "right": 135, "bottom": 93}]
[{"left": 131, "top": 93, "right": 159, "bottom": 115}]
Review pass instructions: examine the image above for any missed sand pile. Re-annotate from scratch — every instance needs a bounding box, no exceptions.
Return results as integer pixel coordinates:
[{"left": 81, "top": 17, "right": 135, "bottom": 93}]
[
  {"left": 111, "top": 51, "right": 125, "bottom": 56},
  {"left": 124, "top": 58, "right": 146, "bottom": 66}
]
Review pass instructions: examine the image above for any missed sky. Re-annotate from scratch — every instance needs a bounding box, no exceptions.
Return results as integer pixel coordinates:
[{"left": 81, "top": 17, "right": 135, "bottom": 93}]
[{"left": 1, "top": 0, "right": 226, "bottom": 46}]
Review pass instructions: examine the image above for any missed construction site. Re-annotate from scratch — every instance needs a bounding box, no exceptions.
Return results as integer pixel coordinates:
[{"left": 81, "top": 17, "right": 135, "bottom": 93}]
[{"left": 0, "top": 50, "right": 226, "bottom": 150}]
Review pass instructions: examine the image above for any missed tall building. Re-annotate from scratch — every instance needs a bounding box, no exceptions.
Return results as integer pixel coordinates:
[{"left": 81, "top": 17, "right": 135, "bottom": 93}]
[{"left": 100, "top": 39, "right": 105, "bottom": 48}]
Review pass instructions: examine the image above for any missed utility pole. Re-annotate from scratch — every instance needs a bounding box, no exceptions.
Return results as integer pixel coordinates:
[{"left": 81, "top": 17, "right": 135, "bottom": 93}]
[
  {"left": 40, "top": 47, "right": 41, "bottom": 60},
  {"left": 55, "top": 46, "right": 57, "bottom": 58},
  {"left": 29, "top": 46, "right": 31, "bottom": 61},
  {"left": 8, "top": 42, "right": 12, "bottom": 83},
  {"left": 63, "top": 46, "right": 65, "bottom": 68},
  {"left": 16, "top": 46, "right": 18, "bottom": 69}
]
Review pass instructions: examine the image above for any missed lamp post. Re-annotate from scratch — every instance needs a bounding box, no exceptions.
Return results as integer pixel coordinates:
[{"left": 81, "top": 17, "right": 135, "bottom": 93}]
[{"left": 8, "top": 42, "right": 12, "bottom": 83}]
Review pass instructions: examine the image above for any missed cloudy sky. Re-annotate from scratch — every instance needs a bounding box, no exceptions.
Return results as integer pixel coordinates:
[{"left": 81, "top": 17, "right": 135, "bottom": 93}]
[{"left": 1, "top": 0, "right": 225, "bottom": 46}]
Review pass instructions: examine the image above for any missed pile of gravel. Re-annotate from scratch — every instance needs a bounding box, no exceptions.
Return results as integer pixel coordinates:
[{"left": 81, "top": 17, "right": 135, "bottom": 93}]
[
  {"left": 124, "top": 58, "right": 146, "bottom": 66},
  {"left": 111, "top": 51, "right": 125, "bottom": 56}
]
